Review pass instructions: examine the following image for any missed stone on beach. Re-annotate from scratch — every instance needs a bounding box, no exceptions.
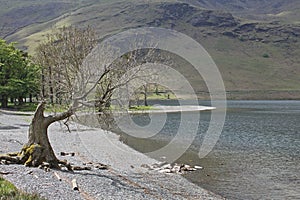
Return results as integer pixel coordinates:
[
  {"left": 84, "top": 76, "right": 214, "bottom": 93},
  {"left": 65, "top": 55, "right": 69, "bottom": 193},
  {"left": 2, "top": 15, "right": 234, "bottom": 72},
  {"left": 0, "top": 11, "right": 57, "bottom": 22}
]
[{"left": 143, "top": 162, "right": 203, "bottom": 174}]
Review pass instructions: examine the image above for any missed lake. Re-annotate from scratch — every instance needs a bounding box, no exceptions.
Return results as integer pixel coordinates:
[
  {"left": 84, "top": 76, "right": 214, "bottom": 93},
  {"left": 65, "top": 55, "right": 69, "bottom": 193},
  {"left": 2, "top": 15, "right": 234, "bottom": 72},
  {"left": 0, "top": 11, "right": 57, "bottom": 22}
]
[{"left": 117, "top": 100, "right": 300, "bottom": 199}]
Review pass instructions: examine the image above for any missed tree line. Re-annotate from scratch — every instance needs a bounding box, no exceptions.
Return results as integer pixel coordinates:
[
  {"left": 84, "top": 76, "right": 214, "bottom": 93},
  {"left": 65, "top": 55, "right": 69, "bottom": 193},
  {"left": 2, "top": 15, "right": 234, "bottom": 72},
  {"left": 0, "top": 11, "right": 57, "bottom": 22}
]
[{"left": 0, "top": 39, "right": 39, "bottom": 108}]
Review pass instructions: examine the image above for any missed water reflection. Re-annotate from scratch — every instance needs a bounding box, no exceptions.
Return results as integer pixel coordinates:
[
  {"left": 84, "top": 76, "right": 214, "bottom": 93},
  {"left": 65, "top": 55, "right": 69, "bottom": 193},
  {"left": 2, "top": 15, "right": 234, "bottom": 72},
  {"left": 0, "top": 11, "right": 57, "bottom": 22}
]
[{"left": 109, "top": 101, "right": 300, "bottom": 199}]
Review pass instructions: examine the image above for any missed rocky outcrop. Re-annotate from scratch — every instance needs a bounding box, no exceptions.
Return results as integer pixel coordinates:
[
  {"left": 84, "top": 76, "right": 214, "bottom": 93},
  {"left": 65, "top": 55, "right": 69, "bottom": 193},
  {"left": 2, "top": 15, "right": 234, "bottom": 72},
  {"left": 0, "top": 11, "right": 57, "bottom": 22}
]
[
  {"left": 159, "top": 3, "right": 197, "bottom": 21},
  {"left": 232, "top": 22, "right": 300, "bottom": 43},
  {"left": 188, "top": 10, "right": 238, "bottom": 27},
  {"left": 150, "top": 2, "right": 299, "bottom": 44}
]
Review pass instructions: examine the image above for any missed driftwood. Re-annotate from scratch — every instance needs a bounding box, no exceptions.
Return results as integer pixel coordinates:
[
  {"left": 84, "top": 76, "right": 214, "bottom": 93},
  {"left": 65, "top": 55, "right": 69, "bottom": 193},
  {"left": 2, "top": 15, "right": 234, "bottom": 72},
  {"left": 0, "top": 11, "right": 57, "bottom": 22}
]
[
  {"left": 0, "top": 171, "right": 11, "bottom": 175},
  {"left": 54, "top": 172, "right": 62, "bottom": 181},
  {"left": 94, "top": 163, "right": 109, "bottom": 170},
  {"left": 72, "top": 179, "right": 78, "bottom": 190},
  {"left": 82, "top": 162, "right": 109, "bottom": 170},
  {"left": 72, "top": 166, "right": 91, "bottom": 171},
  {"left": 0, "top": 155, "right": 20, "bottom": 164}
]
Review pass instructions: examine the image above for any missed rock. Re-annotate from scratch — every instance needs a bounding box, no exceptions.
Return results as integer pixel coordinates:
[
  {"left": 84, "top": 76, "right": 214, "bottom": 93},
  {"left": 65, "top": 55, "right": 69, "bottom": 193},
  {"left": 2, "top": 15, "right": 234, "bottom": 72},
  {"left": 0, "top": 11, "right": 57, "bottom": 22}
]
[
  {"left": 42, "top": 162, "right": 50, "bottom": 167},
  {"left": 184, "top": 164, "right": 191, "bottom": 168},
  {"left": 141, "top": 164, "right": 151, "bottom": 169},
  {"left": 181, "top": 165, "right": 197, "bottom": 172},
  {"left": 234, "top": 23, "right": 258, "bottom": 33},
  {"left": 223, "top": 31, "right": 238, "bottom": 38},
  {"left": 161, "top": 164, "right": 172, "bottom": 169},
  {"left": 72, "top": 166, "right": 92, "bottom": 171},
  {"left": 171, "top": 164, "right": 181, "bottom": 173},
  {"left": 60, "top": 152, "right": 75, "bottom": 156},
  {"left": 160, "top": 156, "right": 166, "bottom": 160},
  {"left": 159, "top": 3, "right": 197, "bottom": 21},
  {"left": 194, "top": 166, "right": 203, "bottom": 170},
  {"left": 188, "top": 10, "right": 238, "bottom": 27},
  {"left": 44, "top": 167, "right": 50, "bottom": 172},
  {"left": 95, "top": 165, "right": 108, "bottom": 170},
  {"left": 152, "top": 161, "right": 167, "bottom": 168},
  {"left": 158, "top": 169, "right": 172, "bottom": 173},
  {"left": 148, "top": 162, "right": 201, "bottom": 174}
]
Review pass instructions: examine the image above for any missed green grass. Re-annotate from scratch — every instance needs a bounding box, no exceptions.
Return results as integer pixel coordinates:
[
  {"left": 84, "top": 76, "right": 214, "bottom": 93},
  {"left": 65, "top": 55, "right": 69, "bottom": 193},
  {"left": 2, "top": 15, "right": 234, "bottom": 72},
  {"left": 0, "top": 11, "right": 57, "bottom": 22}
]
[
  {"left": 129, "top": 105, "right": 154, "bottom": 111},
  {"left": 5, "top": 102, "right": 38, "bottom": 112},
  {"left": 145, "top": 93, "right": 177, "bottom": 100},
  {"left": 0, "top": 177, "right": 43, "bottom": 200},
  {"left": 4, "top": 102, "right": 69, "bottom": 113}
]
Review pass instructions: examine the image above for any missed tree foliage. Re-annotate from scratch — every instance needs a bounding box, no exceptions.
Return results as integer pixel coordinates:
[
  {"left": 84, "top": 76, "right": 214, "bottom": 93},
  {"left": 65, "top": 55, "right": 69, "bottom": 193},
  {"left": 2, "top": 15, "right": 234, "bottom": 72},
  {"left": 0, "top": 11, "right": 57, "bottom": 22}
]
[
  {"left": 0, "top": 25, "right": 165, "bottom": 169},
  {"left": 35, "top": 26, "right": 97, "bottom": 105},
  {"left": 0, "top": 39, "right": 39, "bottom": 108}
]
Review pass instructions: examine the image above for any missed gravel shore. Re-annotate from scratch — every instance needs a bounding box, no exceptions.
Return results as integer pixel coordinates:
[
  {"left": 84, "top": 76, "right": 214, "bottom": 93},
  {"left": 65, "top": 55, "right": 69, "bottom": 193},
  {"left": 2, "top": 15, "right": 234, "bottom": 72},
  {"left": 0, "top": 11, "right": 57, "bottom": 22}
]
[{"left": 0, "top": 111, "right": 223, "bottom": 200}]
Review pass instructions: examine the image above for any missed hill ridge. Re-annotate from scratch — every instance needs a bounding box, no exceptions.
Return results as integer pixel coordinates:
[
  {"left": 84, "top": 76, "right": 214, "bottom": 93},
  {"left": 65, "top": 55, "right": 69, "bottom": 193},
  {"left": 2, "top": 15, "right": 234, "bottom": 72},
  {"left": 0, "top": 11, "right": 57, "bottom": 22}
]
[{"left": 1, "top": 0, "right": 300, "bottom": 99}]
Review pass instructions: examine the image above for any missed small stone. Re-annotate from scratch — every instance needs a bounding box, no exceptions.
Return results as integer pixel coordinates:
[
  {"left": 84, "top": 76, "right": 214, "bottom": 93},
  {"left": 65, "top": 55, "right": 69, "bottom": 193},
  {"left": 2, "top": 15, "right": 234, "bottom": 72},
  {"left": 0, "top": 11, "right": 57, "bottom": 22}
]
[
  {"left": 141, "top": 164, "right": 151, "bottom": 169},
  {"left": 172, "top": 165, "right": 181, "bottom": 173},
  {"left": 158, "top": 169, "right": 172, "bottom": 173},
  {"left": 42, "top": 162, "right": 50, "bottom": 167},
  {"left": 27, "top": 170, "right": 33, "bottom": 174},
  {"left": 95, "top": 165, "right": 108, "bottom": 170},
  {"left": 194, "top": 166, "right": 203, "bottom": 170},
  {"left": 183, "top": 164, "right": 191, "bottom": 168},
  {"left": 44, "top": 167, "right": 51, "bottom": 172},
  {"left": 161, "top": 164, "right": 172, "bottom": 169},
  {"left": 187, "top": 168, "right": 197, "bottom": 171},
  {"left": 152, "top": 161, "right": 167, "bottom": 168}
]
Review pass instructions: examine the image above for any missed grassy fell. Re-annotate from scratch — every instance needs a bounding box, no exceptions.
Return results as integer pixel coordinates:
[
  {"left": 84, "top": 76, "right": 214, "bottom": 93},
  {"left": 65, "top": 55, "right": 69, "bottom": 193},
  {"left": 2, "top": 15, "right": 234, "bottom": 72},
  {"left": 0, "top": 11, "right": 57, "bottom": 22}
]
[{"left": 1, "top": 1, "right": 300, "bottom": 99}]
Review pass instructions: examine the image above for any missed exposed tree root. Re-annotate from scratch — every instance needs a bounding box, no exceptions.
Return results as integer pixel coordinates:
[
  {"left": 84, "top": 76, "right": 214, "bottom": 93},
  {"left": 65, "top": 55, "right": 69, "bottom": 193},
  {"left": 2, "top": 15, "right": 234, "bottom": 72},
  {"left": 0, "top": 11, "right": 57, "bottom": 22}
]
[
  {"left": 0, "top": 144, "right": 91, "bottom": 172},
  {"left": 0, "top": 155, "right": 20, "bottom": 164}
]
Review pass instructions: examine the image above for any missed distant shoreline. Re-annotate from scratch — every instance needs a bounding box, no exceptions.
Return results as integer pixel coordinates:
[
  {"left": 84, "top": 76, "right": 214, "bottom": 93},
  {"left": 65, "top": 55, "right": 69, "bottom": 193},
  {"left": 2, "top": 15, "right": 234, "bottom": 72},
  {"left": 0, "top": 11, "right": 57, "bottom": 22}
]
[{"left": 128, "top": 105, "right": 215, "bottom": 114}]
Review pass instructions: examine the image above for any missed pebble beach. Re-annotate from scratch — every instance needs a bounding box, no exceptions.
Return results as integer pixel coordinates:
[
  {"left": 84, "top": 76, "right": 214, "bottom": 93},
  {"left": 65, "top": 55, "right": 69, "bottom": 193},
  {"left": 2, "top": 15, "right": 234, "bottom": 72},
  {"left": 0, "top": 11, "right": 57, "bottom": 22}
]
[{"left": 0, "top": 111, "right": 223, "bottom": 200}]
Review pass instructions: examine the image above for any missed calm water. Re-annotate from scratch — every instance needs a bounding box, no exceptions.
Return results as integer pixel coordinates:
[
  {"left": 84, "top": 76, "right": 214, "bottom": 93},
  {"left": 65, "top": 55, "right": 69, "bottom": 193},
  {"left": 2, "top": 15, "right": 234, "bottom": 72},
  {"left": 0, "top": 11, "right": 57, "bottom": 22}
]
[{"left": 118, "top": 100, "right": 300, "bottom": 199}]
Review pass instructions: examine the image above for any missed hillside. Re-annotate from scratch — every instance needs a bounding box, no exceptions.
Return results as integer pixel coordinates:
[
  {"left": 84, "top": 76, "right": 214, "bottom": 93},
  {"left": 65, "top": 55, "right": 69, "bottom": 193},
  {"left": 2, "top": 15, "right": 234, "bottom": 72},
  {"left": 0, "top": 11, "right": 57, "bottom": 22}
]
[
  {"left": 1, "top": 0, "right": 299, "bottom": 99},
  {"left": 186, "top": 0, "right": 300, "bottom": 23}
]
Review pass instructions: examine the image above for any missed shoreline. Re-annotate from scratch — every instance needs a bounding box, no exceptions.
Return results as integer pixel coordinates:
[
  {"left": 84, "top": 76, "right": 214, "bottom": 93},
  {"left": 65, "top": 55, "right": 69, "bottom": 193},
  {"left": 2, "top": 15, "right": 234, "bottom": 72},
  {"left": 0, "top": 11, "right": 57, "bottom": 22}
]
[
  {"left": 0, "top": 111, "right": 223, "bottom": 199},
  {"left": 129, "top": 105, "right": 216, "bottom": 114}
]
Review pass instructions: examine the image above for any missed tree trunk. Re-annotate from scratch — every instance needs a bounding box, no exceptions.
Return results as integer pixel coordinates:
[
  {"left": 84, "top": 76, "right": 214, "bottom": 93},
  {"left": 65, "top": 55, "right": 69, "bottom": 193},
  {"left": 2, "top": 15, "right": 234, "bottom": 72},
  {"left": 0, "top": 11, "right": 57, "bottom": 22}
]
[
  {"left": 18, "top": 97, "right": 24, "bottom": 105},
  {"left": 29, "top": 94, "right": 33, "bottom": 103},
  {"left": 1, "top": 95, "right": 8, "bottom": 108},
  {"left": 19, "top": 101, "right": 74, "bottom": 168},
  {"left": 143, "top": 85, "right": 148, "bottom": 106}
]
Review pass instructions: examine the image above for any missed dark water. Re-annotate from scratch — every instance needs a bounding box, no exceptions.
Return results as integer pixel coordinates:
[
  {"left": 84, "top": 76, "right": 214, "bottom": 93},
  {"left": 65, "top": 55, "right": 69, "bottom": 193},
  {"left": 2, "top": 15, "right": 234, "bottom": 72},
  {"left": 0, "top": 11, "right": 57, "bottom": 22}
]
[{"left": 118, "top": 100, "right": 300, "bottom": 200}]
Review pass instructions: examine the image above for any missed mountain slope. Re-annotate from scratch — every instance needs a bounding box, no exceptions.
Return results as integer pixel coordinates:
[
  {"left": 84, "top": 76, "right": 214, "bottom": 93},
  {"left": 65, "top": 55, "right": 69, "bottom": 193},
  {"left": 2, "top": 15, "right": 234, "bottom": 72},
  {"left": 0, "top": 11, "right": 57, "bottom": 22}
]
[
  {"left": 1, "top": 0, "right": 300, "bottom": 99},
  {"left": 184, "top": 0, "right": 300, "bottom": 22},
  {"left": 0, "top": 0, "right": 100, "bottom": 38}
]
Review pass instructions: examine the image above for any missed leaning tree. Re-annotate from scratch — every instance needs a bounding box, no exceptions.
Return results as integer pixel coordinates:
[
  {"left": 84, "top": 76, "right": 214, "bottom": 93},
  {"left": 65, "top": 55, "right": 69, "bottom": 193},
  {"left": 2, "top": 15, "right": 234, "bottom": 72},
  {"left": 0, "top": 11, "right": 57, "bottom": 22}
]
[
  {"left": 0, "top": 26, "right": 162, "bottom": 170},
  {"left": 0, "top": 26, "right": 135, "bottom": 169}
]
